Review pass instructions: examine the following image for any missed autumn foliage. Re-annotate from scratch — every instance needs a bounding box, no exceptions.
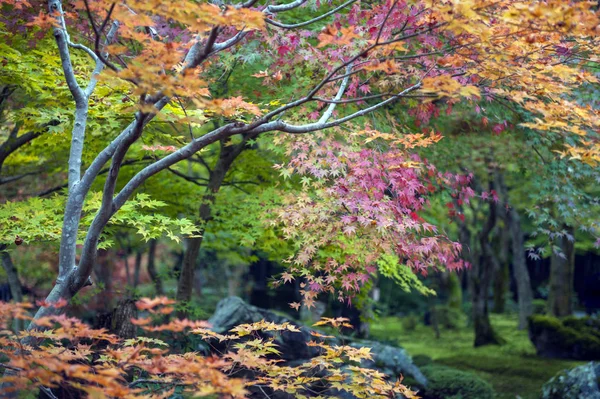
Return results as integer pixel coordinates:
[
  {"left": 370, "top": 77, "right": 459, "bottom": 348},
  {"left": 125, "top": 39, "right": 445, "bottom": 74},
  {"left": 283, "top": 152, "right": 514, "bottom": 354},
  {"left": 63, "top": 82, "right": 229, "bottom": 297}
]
[
  {"left": 1, "top": 0, "right": 600, "bottom": 396},
  {"left": 0, "top": 298, "right": 416, "bottom": 398}
]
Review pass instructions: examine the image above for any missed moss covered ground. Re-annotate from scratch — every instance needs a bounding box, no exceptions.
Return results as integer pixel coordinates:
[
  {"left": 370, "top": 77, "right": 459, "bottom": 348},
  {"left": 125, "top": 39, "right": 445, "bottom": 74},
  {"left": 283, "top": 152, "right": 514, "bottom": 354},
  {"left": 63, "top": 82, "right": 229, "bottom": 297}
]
[{"left": 370, "top": 314, "right": 585, "bottom": 399}]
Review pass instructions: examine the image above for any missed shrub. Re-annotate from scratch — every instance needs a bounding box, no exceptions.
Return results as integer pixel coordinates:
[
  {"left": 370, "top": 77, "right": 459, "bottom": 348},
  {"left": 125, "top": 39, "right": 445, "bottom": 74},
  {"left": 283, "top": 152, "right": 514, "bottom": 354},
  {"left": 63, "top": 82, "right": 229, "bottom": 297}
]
[
  {"left": 418, "top": 364, "right": 494, "bottom": 399},
  {"left": 532, "top": 299, "right": 547, "bottom": 315},
  {"left": 528, "top": 315, "right": 600, "bottom": 360},
  {"left": 412, "top": 354, "right": 433, "bottom": 367},
  {"left": 402, "top": 314, "right": 419, "bottom": 331},
  {"left": 437, "top": 305, "right": 466, "bottom": 330}
]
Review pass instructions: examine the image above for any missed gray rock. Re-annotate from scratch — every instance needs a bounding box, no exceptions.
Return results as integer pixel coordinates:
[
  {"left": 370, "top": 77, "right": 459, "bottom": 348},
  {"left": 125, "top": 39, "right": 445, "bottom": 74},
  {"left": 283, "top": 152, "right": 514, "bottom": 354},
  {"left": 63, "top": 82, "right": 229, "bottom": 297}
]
[
  {"left": 541, "top": 362, "right": 600, "bottom": 399},
  {"left": 208, "top": 296, "right": 326, "bottom": 360},
  {"left": 351, "top": 340, "right": 427, "bottom": 386},
  {"left": 208, "top": 296, "right": 426, "bottom": 387}
]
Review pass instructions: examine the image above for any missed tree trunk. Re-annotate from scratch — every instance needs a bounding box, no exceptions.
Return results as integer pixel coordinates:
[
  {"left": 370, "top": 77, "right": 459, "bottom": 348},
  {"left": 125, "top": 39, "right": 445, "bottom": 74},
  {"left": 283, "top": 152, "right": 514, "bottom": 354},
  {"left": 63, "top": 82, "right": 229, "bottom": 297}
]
[
  {"left": 0, "top": 247, "right": 25, "bottom": 332},
  {"left": 495, "top": 171, "right": 533, "bottom": 328},
  {"left": 460, "top": 176, "right": 503, "bottom": 347},
  {"left": 548, "top": 226, "right": 575, "bottom": 317},
  {"left": 110, "top": 299, "right": 138, "bottom": 339},
  {"left": 508, "top": 207, "right": 533, "bottom": 328},
  {"left": 474, "top": 240, "right": 504, "bottom": 346},
  {"left": 492, "top": 225, "right": 510, "bottom": 314},
  {"left": 0, "top": 247, "right": 23, "bottom": 303},
  {"left": 133, "top": 250, "right": 142, "bottom": 288},
  {"left": 146, "top": 239, "right": 163, "bottom": 295},
  {"left": 175, "top": 139, "right": 245, "bottom": 313}
]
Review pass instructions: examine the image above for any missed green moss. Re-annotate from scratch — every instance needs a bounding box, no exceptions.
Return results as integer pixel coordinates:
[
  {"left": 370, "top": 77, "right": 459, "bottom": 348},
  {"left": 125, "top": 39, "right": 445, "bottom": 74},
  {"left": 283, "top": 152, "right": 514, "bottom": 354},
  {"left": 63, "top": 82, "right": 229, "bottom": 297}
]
[
  {"left": 370, "top": 314, "right": 584, "bottom": 399},
  {"left": 412, "top": 354, "right": 433, "bottom": 367},
  {"left": 437, "top": 305, "right": 466, "bottom": 330},
  {"left": 418, "top": 364, "right": 494, "bottom": 399},
  {"left": 528, "top": 315, "right": 600, "bottom": 360},
  {"left": 532, "top": 299, "right": 547, "bottom": 315},
  {"left": 402, "top": 314, "right": 419, "bottom": 331}
]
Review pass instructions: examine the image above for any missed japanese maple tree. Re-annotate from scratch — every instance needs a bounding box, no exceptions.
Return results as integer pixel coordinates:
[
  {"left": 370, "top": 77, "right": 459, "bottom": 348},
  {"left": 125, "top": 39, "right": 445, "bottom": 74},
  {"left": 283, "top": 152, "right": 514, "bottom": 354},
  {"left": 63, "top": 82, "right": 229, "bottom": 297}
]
[{"left": 0, "top": 0, "right": 598, "bottom": 346}]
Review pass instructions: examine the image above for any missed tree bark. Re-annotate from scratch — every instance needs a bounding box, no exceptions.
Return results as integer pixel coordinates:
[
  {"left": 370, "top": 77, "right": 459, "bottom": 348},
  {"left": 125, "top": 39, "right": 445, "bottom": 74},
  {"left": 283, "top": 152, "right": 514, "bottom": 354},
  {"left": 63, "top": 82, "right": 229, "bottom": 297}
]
[
  {"left": 548, "top": 226, "right": 575, "bottom": 317},
  {"left": 0, "top": 247, "right": 23, "bottom": 303},
  {"left": 459, "top": 176, "right": 503, "bottom": 347},
  {"left": 175, "top": 139, "right": 246, "bottom": 312},
  {"left": 110, "top": 299, "right": 138, "bottom": 339},
  {"left": 495, "top": 171, "right": 533, "bottom": 328},
  {"left": 508, "top": 207, "right": 533, "bottom": 328},
  {"left": 146, "top": 239, "right": 163, "bottom": 295},
  {"left": 133, "top": 250, "right": 142, "bottom": 288},
  {"left": 492, "top": 224, "right": 510, "bottom": 314}
]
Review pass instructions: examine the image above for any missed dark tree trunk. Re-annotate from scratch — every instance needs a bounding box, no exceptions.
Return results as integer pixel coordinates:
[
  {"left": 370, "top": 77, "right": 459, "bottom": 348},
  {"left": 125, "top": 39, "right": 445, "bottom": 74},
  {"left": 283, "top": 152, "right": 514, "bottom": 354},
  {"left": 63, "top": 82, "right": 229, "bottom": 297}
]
[
  {"left": 508, "top": 207, "right": 533, "bottom": 328},
  {"left": 0, "top": 247, "right": 23, "bottom": 303},
  {"left": 0, "top": 247, "right": 25, "bottom": 331},
  {"left": 459, "top": 176, "right": 504, "bottom": 347},
  {"left": 146, "top": 239, "right": 163, "bottom": 295},
  {"left": 492, "top": 225, "right": 510, "bottom": 314},
  {"left": 133, "top": 250, "right": 142, "bottom": 288},
  {"left": 175, "top": 139, "right": 247, "bottom": 314},
  {"left": 548, "top": 226, "right": 575, "bottom": 317},
  {"left": 496, "top": 171, "right": 533, "bottom": 328},
  {"left": 475, "top": 237, "right": 504, "bottom": 346},
  {"left": 110, "top": 299, "right": 138, "bottom": 339}
]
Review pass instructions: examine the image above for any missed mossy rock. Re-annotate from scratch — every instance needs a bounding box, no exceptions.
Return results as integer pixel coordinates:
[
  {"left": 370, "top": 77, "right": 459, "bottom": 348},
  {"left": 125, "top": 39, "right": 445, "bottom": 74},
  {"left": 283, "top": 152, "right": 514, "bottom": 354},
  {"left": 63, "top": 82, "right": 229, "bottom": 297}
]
[
  {"left": 416, "top": 365, "right": 494, "bottom": 399},
  {"left": 529, "top": 315, "right": 600, "bottom": 360},
  {"left": 541, "top": 362, "right": 600, "bottom": 399}
]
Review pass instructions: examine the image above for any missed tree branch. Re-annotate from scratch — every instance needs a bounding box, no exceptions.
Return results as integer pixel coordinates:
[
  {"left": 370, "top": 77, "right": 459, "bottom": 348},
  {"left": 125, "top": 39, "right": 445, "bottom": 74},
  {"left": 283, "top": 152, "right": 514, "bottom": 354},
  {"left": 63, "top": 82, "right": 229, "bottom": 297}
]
[
  {"left": 266, "top": 0, "right": 357, "bottom": 29},
  {"left": 318, "top": 63, "right": 353, "bottom": 124},
  {"left": 265, "top": 0, "right": 308, "bottom": 13},
  {"left": 48, "top": 0, "right": 85, "bottom": 105}
]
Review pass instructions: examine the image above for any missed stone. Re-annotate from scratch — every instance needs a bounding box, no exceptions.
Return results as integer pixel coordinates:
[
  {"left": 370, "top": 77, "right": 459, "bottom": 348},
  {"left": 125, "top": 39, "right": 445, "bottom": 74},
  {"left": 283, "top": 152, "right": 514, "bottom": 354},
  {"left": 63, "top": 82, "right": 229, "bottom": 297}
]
[
  {"left": 208, "top": 296, "right": 427, "bottom": 386},
  {"left": 541, "top": 362, "right": 600, "bottom": 399}
]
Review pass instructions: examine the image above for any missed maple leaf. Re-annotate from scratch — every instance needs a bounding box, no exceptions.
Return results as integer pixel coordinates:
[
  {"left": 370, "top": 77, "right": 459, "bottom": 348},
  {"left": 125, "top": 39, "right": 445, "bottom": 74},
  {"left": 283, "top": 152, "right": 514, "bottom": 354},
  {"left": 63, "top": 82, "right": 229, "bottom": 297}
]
[{"left": 281, "top": 272, "right": 294, "bottom": 283}]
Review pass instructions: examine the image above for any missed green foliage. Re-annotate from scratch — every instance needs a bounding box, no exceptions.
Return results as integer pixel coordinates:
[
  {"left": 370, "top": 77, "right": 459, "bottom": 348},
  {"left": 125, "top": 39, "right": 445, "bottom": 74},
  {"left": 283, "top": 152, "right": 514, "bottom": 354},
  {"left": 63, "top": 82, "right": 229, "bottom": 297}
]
[
  {"left": 532, "top": 299, "right": 547, "bottom": 315},
  {"left": 437, "top": 305, "right": 466, "bottom": 330},
  {"left": 412, "top": 354, "right": 433, "bottom": 367},
  {"left": 446, "top": 273, "right": 463, "bottom": 309},
  {"left": 418, "top": 364, "right": 494, "bottom": 399},
  {"left": 376, "top": 253, "right": 435, "bottom": 296},
  {"left": 401, "top": 314, "right": 419, "bottom": 331},
  {"left": 0, "top": 193, "right": 200, "bottom": 249}
]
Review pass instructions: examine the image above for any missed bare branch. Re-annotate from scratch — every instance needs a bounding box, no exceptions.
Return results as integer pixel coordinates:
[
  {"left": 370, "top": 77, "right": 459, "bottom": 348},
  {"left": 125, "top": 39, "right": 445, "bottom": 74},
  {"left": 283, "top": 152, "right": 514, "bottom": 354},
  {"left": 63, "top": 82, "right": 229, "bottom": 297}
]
[
  {"left": 209, "top": 29, "right": 248, "bottom": 55},
  {"left": 113, "top": 123, "right": 236, "bottom": 210},
  {"left": 85, "top": 20, "right": 119, "bottom": 97},
  {"left": 48, "top": 0, "right": 85, "bottom": 105},
  {"left": 266, "top": 0, "right": 357, "bottom": 29},
  {"left": 0, "top": 173, "right": 37, "bottom": 185},
  {"left": 184, "top": 27, "right": 220, "bottom": 68},
  {"left": 265, "top": 0, "right": 308, "bottom": 13},
  {"left": 83, "top": 0, "right": 120, "bottom": 73},
  {"left": 318, "top": 63, "right": 353, "bottom": 124},
  {"left": 251, "top": 82, "right": 423, "bottom": 135}
]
